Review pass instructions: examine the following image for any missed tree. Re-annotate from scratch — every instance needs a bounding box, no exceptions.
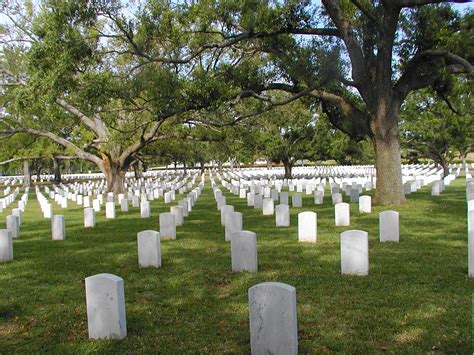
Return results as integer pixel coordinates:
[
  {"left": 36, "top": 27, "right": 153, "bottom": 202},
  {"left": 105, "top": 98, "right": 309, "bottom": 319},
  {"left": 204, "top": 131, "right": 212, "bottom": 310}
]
[
  {"left": 251, "top": 98, "right": 318, "bottom": 178},
  {"left": 0, "top": 1, "right": 259, "bottom": 193},
  {"left": 400, "top": 79, "right": 473, "bottom": 176},
  {"left": 173, "top": 0, "right": 472, "bottom": 204}
]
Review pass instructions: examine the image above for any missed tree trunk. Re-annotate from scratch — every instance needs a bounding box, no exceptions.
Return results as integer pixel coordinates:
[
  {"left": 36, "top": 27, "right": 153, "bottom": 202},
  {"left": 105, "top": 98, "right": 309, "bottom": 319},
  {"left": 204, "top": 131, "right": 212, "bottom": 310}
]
[
  {"left": 267, "top": 159, "right": 272, "bottom": 169},
  {"left": 183, "top": 161, "right": 187, "bottom": 174},
  {"left": 462, "top": 155, "right": 467, "bottom": 172},
  {"left": 371, "top": 110, "right": 405, "bottom": 205},
  {"left": 53, "top": 158, "right": 61, "bottom": 184},
  {"left": 200, "top": 160, "right": 205, "bottom": 174},
  {"left": 133, "top": 160, "right": 143, "bottom": 179},
  {"left": 218, "top": 160, "right": 223, "bottom": 174},
  {"left": 23, "top": 160, "right": 31, "bottom": 188},
  {"left": 102, "top": 160, "right": 127, "bottom": 194},
  {"left": 439, "top": 159, "right": 449, "bottom": 178},
  {"left": 283, "top": 159, "right": 293, "bottom": 179},
  {"left": 174, "top": 161, "right": 177, "bottom": 171}
]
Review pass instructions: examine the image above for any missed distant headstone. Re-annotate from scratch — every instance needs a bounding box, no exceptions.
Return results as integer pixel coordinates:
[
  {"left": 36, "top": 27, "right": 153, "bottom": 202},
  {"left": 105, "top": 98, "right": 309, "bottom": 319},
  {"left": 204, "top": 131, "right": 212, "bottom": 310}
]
[
  {"left": 340, "top": 230, "right": 369, "bottom": 276},
  {"left": 85, "top": 273, "right": 127, "bottom": 339},
  {"left": 248, "top": 282, "right": 298, "bottom": 355},
  {"left": 280, "top": 191, "right": 289, "bottom": 205}
]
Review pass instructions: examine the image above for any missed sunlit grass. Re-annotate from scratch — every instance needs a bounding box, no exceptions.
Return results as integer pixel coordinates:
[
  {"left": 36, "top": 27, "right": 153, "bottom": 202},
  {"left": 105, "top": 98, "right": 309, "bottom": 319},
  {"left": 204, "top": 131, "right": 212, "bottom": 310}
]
[{"left": 0, "top": 178, "right": 472, "bottom": 353}]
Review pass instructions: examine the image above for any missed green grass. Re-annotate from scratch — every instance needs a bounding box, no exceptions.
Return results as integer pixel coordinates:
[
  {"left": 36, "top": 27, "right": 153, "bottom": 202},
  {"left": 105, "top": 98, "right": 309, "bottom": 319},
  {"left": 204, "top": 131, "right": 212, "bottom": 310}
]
[{"left": 0, "top": 177, "right": 472, "bottom": 353}]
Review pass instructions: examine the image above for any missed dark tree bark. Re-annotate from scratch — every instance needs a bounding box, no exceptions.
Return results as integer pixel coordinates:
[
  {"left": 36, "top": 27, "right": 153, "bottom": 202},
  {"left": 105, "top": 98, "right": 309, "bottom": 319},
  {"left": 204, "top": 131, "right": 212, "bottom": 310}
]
[
  {"left": 53, "top": 157, "right": 61, "bottom": 184},
  {"left": 282, "top": 158, "right": 293, "bottom": 179},
  {"left": 133, "top": 160, "right": 143, "bottom": 179}
]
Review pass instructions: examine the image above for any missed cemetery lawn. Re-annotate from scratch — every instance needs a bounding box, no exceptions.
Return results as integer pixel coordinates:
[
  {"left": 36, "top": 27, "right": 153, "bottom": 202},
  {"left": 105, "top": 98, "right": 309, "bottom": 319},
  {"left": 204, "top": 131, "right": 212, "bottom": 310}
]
[{"left": 0, "top": 179, "right": 472, "bottom": 353}]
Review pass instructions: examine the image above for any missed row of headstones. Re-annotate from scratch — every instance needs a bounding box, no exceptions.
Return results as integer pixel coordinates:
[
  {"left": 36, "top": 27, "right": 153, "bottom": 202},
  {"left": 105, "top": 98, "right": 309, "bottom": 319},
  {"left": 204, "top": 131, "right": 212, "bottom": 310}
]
[
  {"left": 82, "top": 272, "right": 297, "bottom": 354},
  {"left": 222, "top": 163, "right": 445, "bottom": 186},
  {"left": 1, "top": 178, "right": 206, "bottom": 261},
  {"left": 0, "top": 188, "right": 29, "bottom": 242},
  {"left": 218, "top": 175, "right": 372, "bottom": 207},
  {"left": 467, "top": 179, "right": 474, "bottom": 278},
  {"left": 212, "top": 182, "right": 399, "bottom": 274},
  {"left": 35, "top": 173, "right": 203, "bottom": 219},
  {"left": 0, "top": 187, "right": 20, "bottom": 212}
]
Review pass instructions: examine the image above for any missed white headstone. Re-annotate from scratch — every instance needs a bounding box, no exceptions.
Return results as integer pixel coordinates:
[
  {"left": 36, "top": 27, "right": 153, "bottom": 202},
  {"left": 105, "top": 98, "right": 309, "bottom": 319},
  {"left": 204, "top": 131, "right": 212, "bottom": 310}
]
[
  {"left": 231, "top": 231, "right": 257, "bottom": 272},
  {"left": 84, "top": 207, "right": 96, "bottom": 228},
  {"left": 93, "top": 199, "right": 100, "bottom": 212},
  {"left": 170, "top": 206, "right": 184, "bottom": 226},
  {"left": 254, "top": 195, "right": 263, "bottom": 209},
  {"left": 379, "top": 211, "right": 399, "bottom": 242},
  {"left": 43, "top": 203, "right": 52, "bottom": 219},
  {"left": 6, "top": 215, "right": 19, "bottom": 239},
  {"left": 0, "top": 229, "right": 13, "bottom": 262},
  {"left": 248, "top": 282, "right": 298, "bottom": 355},
  {"left": 275, "top": 204, "right": 290, "bottom": 227},
  {"left": 137, "top": 230, "right": 161, "bottom": 268},
  {"left": 225, "top": 211, "right": 243, "bottom": 242},
  {"left": 105, "top": 202, "right": 116, "bottom": 219},
  {"left": 120, "top": 198, "right": 129, "bottom": 212},
  {"left": 335, "top": 203, "right": 350, "bottom": 226},
  {"left": 314, "top": 191, "right": 323, "bottom": 205},
  {"left": 292, "top": 194, "right": 302, "bottom": 208},
  {"left": 159, "top": 213, "right": 176, "bottom": 240},
  {"left": 12, "top": 208, "right": 22, "bottom": 226},
  {"left": 85, "top": 273, "right": 127, "bottom": 339},
  {"left": 340, "top": 230, "right": 369, "bottom": 276},
  {"left": 298, "top": 212, "right": 317, "bottom": 243},
  {"left": 140, "top": 201, "right": 150, "bottom": 218},
  {"left": 262, "top": 198, "right": 274, "bottom": 216},
  {"left": 217, "top": 196, "right": 226, "bottom": 210},
  {"left": 332, "top": 193, "right": 342, "bottom": 205},
  {"left": 359, "top": 196, "right": 371, "bottom": 213},
  {"left": 52, "top": 214, "right": 66, "bottom": 240},
  {"left": 220, "top": 205, "right": 234, "bottom": 226}
]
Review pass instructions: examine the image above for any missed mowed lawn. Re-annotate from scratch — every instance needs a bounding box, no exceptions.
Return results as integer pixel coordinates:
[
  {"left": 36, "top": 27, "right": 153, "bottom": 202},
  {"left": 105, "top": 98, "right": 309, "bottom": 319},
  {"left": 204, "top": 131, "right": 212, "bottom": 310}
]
[{"left": 0, "top": 177, "right": 472, "bottom": 353}]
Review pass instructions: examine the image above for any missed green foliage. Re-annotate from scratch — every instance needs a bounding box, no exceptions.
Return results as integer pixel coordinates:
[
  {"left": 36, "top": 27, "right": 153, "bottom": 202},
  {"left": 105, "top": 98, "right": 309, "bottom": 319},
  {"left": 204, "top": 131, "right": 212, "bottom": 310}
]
[{"left": 400, "top": 77, "right": 473, "bottom": 172}]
